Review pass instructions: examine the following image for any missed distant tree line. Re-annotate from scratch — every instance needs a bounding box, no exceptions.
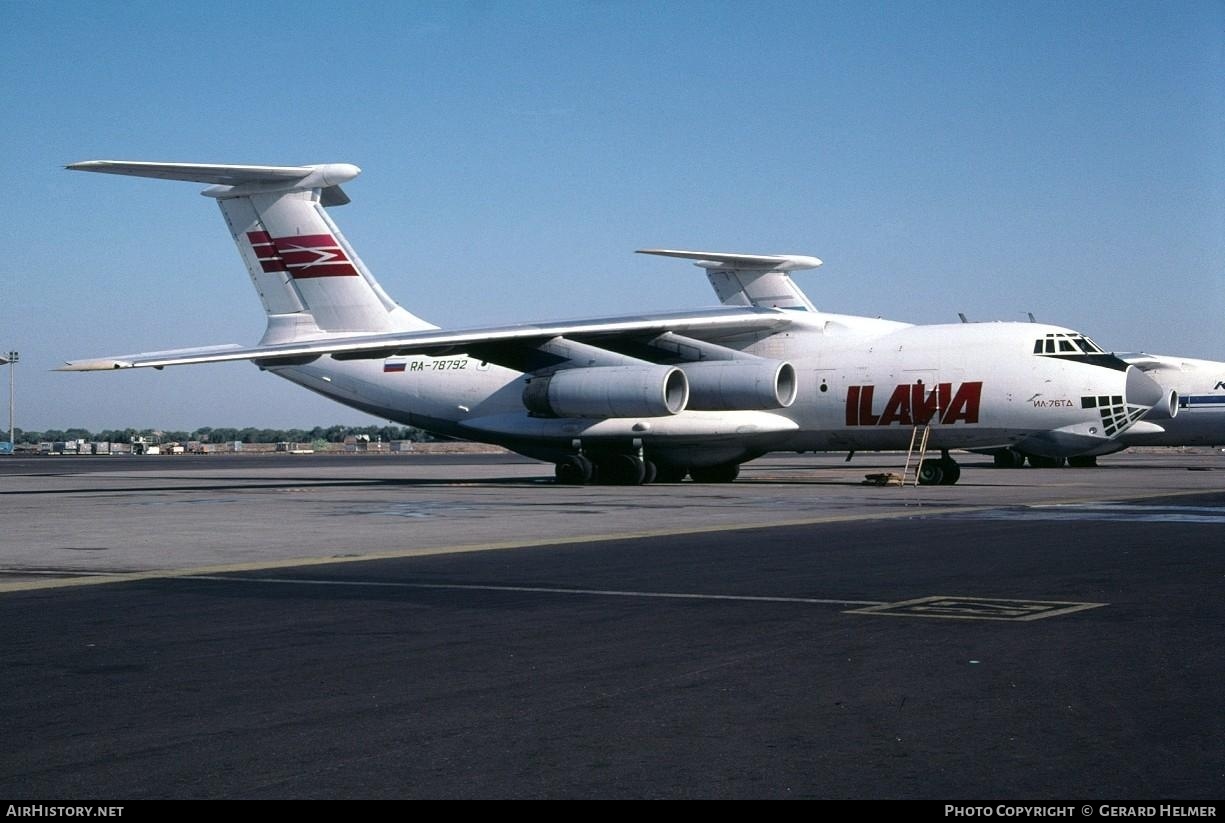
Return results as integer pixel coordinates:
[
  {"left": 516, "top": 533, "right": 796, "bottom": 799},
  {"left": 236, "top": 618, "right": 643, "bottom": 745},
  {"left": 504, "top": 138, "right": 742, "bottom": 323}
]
[{"left": 8, "top": 425, "right": 440, "bottom": 445}]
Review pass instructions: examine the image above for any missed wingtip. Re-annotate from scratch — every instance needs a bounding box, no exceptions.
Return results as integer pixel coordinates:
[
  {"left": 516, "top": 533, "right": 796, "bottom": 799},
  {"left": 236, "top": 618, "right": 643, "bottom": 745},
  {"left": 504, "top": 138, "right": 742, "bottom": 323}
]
[{"left": 56, "top": 359, "right": 133, "bottom": 372}]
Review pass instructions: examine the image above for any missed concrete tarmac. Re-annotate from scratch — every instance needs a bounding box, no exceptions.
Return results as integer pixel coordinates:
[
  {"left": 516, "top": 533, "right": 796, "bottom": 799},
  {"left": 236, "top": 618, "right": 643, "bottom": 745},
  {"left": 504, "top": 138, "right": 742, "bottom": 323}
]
[{"left": 0, "top": 451, "right": 1221, "bottom": 798}]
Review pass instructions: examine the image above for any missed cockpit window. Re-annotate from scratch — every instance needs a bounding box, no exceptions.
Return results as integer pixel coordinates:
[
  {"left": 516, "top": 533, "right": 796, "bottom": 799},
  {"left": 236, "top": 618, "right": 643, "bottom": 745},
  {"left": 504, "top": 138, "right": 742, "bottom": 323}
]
[{"left": 1034, "top": 332, "right": 1106, "bottom": 356}]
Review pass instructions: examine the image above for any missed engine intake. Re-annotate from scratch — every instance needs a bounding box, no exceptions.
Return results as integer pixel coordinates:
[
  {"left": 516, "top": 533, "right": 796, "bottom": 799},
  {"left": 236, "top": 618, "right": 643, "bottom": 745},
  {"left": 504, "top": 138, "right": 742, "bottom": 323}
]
[
  {"left": 1144, "top": 388, "right": 1179, "bottom": 421},
  {"left": 682, "top": 360, "right": 797, "bottom": 410},
  {"left": 523, "top": 365, "right": 689, "bottom": 418}
]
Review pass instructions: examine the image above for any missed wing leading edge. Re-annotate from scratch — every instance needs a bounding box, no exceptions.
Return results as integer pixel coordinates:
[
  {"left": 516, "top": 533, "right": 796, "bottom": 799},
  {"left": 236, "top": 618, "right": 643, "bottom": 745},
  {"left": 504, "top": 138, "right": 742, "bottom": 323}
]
[{"left": 59, "top": 307, "right": 794, "bottom": 371}]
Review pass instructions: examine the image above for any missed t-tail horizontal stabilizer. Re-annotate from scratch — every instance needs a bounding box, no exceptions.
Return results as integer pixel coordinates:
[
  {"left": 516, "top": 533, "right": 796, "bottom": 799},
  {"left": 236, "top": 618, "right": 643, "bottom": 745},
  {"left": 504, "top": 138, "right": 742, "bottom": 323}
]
[
  {"left": 638, "top": 248, "right": 822, "bottom": 312},
  {"left": 66, "top": 161, "right": 359, "bottom": 205}
]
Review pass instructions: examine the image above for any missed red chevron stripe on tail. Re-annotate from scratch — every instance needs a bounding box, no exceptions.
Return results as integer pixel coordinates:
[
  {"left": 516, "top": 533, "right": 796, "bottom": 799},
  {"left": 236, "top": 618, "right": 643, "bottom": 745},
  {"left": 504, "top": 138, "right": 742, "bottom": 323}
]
[
  {"left": 246, "top": 231, "right": 287, "bottom": 273},
  {"left": 272, "top": 233, "right": 358, "bottom": 278}
]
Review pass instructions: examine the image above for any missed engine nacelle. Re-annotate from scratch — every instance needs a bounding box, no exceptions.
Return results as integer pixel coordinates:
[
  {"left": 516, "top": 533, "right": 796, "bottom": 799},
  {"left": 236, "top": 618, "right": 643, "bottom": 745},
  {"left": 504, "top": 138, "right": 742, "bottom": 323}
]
[
  {"left": 682, "top": 360, "right": 797, "bottom": 410},
  {"left": 522, "top": 365, "right": 689, "bottom": 418},
  {"left": 1143, "top": 388, "right": 1179, "bottom": 421}
]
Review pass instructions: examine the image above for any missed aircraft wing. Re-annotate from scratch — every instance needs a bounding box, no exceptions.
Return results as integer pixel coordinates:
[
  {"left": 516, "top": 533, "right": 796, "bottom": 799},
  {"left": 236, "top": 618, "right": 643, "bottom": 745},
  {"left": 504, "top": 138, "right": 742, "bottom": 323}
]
[{"left": 59, "top": 307, "right": 793, "bottom": 371}]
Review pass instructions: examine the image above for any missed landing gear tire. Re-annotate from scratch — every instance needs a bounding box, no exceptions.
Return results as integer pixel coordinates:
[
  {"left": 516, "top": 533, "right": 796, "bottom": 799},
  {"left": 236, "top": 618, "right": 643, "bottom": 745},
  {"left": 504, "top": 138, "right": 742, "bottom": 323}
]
[
  {"left": 993, "top": 448, "right": 1026, "bottom": 469},
  {"left": 1026, "top": 454, "right": 1067, "bottom": 469},
  {"left": 597, "top": 454, "right": 647, "bottom": 486},
  {"left": 917, "top": 459, "right": 945, "bottom": 486},
  {"left": 689, "top": 462, "right": 740, "bottom": 483},
  {"left": 938, "top": 458, "right": 961, "bottom": 485},
  {"left": 653, "top": 463, "right": 688, "bottom": 483},
  {"left": 1067, "top": 455, "right": 1098, "bottom": 468},
  {"left": 555, "top": 454, "right": 594, "bottom": 485}
]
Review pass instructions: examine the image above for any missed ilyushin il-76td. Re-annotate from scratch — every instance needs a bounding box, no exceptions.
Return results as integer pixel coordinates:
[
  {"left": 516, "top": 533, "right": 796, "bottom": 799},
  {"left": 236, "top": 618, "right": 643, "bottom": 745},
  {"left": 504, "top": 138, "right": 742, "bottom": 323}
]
[{"left": 61, "top": 161, "right": 1175, "bottom": 485}]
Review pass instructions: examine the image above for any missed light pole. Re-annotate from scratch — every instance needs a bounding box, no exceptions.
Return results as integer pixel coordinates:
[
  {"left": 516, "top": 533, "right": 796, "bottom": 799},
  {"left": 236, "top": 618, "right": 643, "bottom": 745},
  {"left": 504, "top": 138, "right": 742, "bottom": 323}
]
[{"left": 1, "top": 351, "right": 16, "bottom": 451}]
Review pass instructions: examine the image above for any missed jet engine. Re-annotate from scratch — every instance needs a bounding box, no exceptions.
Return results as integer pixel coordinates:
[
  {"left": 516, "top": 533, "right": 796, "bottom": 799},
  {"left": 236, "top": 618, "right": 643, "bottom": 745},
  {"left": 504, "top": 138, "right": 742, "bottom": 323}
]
[
  {"left": 522, "top": 365, "right": 689, "bottom": 418},
  {"left": 682, "top": 360, "right": 797, "bottom": 410},
  {"left": 1143, "top": 389, "right": 1179, "bottom": 421}
]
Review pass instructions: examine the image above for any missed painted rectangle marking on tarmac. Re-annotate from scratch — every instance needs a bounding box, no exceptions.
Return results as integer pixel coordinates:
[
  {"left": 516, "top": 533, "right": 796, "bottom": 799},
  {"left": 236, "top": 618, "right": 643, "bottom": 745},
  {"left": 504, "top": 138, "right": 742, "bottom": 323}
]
[{"left": 846, "top": 596, "right": 1107, "bottom": 621}]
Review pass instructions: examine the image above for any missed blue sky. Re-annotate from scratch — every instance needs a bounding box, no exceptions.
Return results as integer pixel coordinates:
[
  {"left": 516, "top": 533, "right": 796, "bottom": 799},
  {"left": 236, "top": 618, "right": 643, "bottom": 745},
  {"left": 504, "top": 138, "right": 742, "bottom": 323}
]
[{"left": 2, "top": 0, "right": 1222, "bottom": 431}]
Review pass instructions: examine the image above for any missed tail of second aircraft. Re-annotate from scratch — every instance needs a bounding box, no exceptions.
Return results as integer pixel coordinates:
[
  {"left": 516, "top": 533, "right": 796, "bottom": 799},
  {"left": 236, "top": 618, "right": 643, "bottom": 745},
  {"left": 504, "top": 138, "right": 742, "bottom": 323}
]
[
  {"left": 67, "top": 161, "right": 436, "bottom": 343},
  {"left": 636, "top": 249, "right": 822, "bottom": 312}
]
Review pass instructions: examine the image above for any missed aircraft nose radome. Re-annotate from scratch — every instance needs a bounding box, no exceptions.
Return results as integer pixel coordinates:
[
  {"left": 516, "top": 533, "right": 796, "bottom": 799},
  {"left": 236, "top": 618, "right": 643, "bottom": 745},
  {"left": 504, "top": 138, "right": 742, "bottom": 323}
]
[{"left": 1125, "top": 365, "right": 1165, "bottom": 411}]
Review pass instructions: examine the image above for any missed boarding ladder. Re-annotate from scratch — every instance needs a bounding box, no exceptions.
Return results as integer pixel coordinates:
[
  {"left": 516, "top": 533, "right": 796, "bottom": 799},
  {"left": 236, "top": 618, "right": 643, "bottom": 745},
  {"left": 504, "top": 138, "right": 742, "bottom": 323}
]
[{"left": 901, "top": 424, "right": 932, "bottom": 487}]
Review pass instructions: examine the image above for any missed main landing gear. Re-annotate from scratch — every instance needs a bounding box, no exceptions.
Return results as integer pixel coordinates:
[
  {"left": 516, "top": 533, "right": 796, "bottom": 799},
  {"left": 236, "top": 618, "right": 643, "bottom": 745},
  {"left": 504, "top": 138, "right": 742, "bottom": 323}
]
[
  {"left": 554, "top": 453, "right": 739, "bottom": 485},
  {"left": 554, "top": 454, "right": 596, "bottom": 485},
  {"left": 554, "top": 453, "right": 655, "bottom": 485},
  {"left": 916, "top": 453, "right": 962, "bottom": 486}
]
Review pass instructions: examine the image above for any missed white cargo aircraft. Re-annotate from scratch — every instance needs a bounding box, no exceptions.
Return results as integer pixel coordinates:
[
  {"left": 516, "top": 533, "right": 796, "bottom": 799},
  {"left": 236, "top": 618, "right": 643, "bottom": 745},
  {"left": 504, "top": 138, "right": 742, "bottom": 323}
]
[{"left": 62, "top": 161, "right": 1174, "bottom": 485}]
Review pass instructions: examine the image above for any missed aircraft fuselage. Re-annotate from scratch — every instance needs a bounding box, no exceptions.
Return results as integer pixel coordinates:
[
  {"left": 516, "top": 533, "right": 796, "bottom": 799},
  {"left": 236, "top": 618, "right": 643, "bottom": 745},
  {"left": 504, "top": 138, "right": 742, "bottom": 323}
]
[{"left": 270, "top": 316, "right": 1155, "bottom": 467}]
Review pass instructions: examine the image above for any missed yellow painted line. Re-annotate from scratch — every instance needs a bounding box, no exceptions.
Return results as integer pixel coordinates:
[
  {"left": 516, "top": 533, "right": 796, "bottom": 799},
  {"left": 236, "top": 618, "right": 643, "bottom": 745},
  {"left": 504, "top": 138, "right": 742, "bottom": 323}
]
[
  {"left": 0, "top": 486, "right": 1217, "bottom": 595},
  {"left": 184, "top": 575, "right": 885, "bottom": 607},
  {"left": 0, "top": 504, "right": 974, "bottom": 594}
]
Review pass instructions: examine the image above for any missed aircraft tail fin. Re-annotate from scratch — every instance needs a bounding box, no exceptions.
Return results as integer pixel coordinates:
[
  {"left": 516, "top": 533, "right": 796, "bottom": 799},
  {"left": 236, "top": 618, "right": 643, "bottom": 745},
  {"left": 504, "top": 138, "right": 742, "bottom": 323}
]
[
  {"left": 67, "top": 161, "right": 436, "bottom": 341},
  {"left": 637, "top": 249, "right": 822, "bottom": 312}
]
